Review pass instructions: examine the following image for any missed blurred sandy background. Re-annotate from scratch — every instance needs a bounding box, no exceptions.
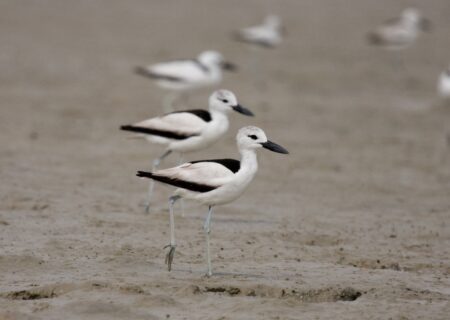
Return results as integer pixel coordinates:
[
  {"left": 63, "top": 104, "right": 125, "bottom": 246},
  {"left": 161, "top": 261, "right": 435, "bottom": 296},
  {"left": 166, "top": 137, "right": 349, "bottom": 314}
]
[{"left": 1, "top": 0, "right": 449, "bottom": 319}]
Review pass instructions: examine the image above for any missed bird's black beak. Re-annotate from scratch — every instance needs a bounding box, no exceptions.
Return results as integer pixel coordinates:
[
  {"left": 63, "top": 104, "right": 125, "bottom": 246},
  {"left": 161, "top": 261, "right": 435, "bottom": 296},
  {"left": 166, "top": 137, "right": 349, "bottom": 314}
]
[
  {"left": 261, "top": 140, "right": 289, "bottom": 154},
  {"left": 222, "top": 61, "right": 237, "bottom": 71},
  {"left": 232, "top": 104, "right": 254, "bottom": 116},
  {"left": 421, "top": 18, "right": 432, "bottom": 32}
]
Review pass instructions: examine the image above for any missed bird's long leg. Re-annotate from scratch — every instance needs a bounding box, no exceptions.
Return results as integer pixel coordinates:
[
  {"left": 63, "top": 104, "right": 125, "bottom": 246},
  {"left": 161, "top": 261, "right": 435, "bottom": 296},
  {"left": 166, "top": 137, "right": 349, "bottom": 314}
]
[
  {"left": 203, "top": 206, "right": 214, "bottom": 277},
  {"left": 145, "top": 149, "right": 172, "bottom": 213},
  {"left": 178, "top": 153, "right": 184, "bottom": 165},
  {"left": 177, "top": 153, "right": 186, "bottom": 217},
  {"left": 164, "top": 195, "right": 180, "bottom": 271},
  {"left": 163, "top": 92, "right": 179, "bottom": 112}
]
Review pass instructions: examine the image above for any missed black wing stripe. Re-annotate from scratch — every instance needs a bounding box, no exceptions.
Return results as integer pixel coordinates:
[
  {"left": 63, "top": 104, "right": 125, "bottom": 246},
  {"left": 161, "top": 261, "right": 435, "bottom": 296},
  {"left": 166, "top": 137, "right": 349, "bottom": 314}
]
[
  {"left": 367, "top": 32, "right": 384, "bottom": 45},
  {"left": 190, "top": 158, "right": 240, "bottom": 173},
  {"left": 169, "top": 109, "right": 212, "bottom": 122},
  {"left": 134, "top": 66, "right": 185, "bottom": 82},
  {"left": 191, "top": 59, "right": 209, "bottom": 73},
  {"left": 120, "top": 125, "right": 197, "bottom": 140},
  {"left": 136, "top": 171, "right": 217, "bottom": 193}
]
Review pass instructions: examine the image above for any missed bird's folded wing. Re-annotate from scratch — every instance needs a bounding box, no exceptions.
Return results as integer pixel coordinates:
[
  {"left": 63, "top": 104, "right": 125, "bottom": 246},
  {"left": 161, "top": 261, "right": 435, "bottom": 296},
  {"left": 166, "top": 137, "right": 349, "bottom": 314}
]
[
  {"left": 239, "top": 26, "right": 263, "bottom": 40},
  {"left": 369, "top": 24, "right": 408, "bottom": 45},
  {"left": 154, "top": 162, "right": 236, "bottom": 188},
  {"left": 238, "top": 27, "right": 278, "bottom": 47},
  {"left": 383, "top": 17, "right": 402, "bottom": 27},
  {"left": 134, "top": 112, "right": 206, "bottom": 136},
  {"left": 149, "top": 60, "right": 208, "bottom": 82}
]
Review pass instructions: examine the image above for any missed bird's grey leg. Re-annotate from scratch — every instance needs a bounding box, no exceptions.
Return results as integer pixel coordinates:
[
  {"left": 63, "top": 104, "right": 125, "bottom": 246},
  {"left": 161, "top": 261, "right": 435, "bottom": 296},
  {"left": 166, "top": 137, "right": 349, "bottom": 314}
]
[
  {"left": 153, "top": 149, "right": 172, "bottom": 169},
  {"left": 164, "top": 195, "right": 180, "bottom": 271},
  {"left": 203, "top": 206, "right": 214, "bottom": 277},
  {"left": 145, "top": 150, "right": 172, "bottom": 213},
  {"left": 163, "top": 92, "right": 179, "bottom": 112},
  {"left": 177, "top": 153, "right": 186, "bottom": 217},
  {"left": 177, "top": 153, "right": 184, "bottom": 165},
  {"left": 388, "top": 51, "right": 406, "bottom": 73}
]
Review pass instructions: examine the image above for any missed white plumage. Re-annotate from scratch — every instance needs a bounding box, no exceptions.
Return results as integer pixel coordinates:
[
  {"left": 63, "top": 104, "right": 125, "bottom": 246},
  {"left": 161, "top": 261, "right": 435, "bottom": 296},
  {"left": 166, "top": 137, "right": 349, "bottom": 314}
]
[
  {"left": 438, "top": 67, "right": 450, "bottom": 99},
  {"left": 236, "top": 15, "right": 283, "bottom": 48},
  {"left": 137, "top": 126, "right": 289, "bottom": 276}
]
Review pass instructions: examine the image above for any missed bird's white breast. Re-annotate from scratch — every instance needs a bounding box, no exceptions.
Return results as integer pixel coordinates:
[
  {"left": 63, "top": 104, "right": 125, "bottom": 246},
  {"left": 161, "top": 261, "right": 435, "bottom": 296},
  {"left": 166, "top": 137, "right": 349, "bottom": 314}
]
[{"left": 438, "top": 73, "right": 450, "bottom": 98}]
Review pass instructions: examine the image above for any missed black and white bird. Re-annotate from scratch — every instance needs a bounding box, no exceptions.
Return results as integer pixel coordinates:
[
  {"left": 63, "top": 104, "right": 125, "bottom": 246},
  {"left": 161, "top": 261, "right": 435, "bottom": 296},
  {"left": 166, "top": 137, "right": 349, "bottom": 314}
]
[
  {"left": 367, "top": 8, "right": 431, "bottom": 50},
  {"left": 235, "top": 15, "right": 283, "bottom": 48},
  {"left": 121, "top": 90, "right": 254, "bottom": 212},
  {"left": 438, "top": 66, "right": 450, "bottom": 99},
  {"left": 135, "top": 51, "right": 236, "bottom": 110},
  {"left": 136, "top": 126, "right": 289, "bottom": 276}
]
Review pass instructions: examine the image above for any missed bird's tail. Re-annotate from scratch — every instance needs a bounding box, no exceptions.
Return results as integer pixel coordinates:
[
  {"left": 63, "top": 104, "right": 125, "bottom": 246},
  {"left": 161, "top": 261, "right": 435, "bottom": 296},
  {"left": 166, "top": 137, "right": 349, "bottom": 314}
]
[
  {"left": 137, "top": 171, "right": 154, "bottom": 179},
  {"left": 136, "top": 171, "right": 169, "bottom": 185},
  {"left": 121, "top": 125, "right": 136, "bottom": 132},
  {"left": 120, "top": 125, "right": 148, "bottom": 140},
  {"left": 134, "top": 66, "right": 155, "bottom": 79},
  {"left": 366, "top": 32, "right": 383, "bottom": 45},
  {"left": 120, "top": 125, "right": 148, "bottom": 134}
]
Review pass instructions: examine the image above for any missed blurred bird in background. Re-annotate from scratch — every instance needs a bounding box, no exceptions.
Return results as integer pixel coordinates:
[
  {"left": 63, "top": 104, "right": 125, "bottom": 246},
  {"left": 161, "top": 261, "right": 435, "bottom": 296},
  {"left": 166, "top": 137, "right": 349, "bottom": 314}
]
[
  {"left": 135, "top": 51, "right": 237, "bottom": 111},
  {"left": 234, "top": 15, "right": 284, "bottom": 48},
  {"left": 367, "top": 8, "right": 431, "bottom": 50}
]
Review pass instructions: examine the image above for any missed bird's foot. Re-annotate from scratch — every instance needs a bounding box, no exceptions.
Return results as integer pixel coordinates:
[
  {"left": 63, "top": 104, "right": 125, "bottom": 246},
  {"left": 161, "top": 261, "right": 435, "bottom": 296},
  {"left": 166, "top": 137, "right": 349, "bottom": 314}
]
[
  {"left": 164, "top": 244, "right": 176, "bottom": 271},
  {"left": 203, "top": 228, "right": 211, "bottom": 235},
  {"left": 204, "top": 270, "right": 212, "bottom": 277}
]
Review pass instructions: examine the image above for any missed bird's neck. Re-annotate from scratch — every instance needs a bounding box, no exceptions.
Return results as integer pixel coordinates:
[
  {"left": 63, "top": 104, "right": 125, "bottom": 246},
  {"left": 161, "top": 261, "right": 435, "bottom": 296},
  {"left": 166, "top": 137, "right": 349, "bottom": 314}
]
[
  {"left": 267, "top": 23, "right": 279, "bottom": 31},
  {"left": 203, "top": 62, "right": 222, "bottom": 78},
  {"left": 238, "top": 148, "right": 258, "bottom": 177},
  {"left": 194, "top": 59, "right": 209, "bottom": 73},
  {"left": 402, "top": 18, "right": 419, "bottom": 31},
  {"left": 203, "top": 110, "right": 229, "bottom": 140},
  {"left": 209, "top": 110, "right": 229, "bottom": 125}
]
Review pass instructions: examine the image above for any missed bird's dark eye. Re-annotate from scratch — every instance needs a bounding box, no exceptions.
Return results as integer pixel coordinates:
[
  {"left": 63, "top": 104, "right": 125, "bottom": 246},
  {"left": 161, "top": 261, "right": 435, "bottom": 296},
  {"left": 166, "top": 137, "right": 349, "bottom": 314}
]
[
  {"left": 248, "top": 134, "right": 258, "bottom": 140},
  {"left": 221, "top": 99, "right": 229, "bottom": 103}
]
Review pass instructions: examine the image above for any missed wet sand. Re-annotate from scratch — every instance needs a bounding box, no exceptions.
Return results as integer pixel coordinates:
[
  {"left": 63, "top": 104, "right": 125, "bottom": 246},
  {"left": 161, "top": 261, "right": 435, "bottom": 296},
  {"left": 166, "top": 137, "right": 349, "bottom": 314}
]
[{"left": 1, "top": 0, "right": 449, "bottom": 319}]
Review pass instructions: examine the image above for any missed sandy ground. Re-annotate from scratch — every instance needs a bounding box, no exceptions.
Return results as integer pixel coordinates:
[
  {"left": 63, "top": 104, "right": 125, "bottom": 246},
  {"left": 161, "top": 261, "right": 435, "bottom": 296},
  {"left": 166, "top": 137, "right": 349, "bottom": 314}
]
[{"left": 1, "top": 0, "right": 450, "bottom": 319}]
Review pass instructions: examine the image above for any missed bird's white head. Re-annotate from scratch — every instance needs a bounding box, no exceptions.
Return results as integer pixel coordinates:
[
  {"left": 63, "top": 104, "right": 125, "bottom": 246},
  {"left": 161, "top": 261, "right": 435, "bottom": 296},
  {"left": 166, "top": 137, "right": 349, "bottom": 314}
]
[
  {"left": 198, "top": 51, "right": 224, "bottom": 65},
  {"left": 198, "top": 51, "right": 237, "bottom": 71},
  {"left": 401, "top": 7, "right": 426, "bottom": 29},
  {"left": 236, "top": 126, "right": 289, "bottom": 154},
  {"left": 402, "top": 7, "right": 421, "bottom": 21},
  {"left": 209, "top": 90, "right": 254, "bottom": 116},
  {"left": 401, "top": 7, "right": 431, "bottom": 31},
  {"left": 264, "top": 15, "right": 281, "bottom": 29}
]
